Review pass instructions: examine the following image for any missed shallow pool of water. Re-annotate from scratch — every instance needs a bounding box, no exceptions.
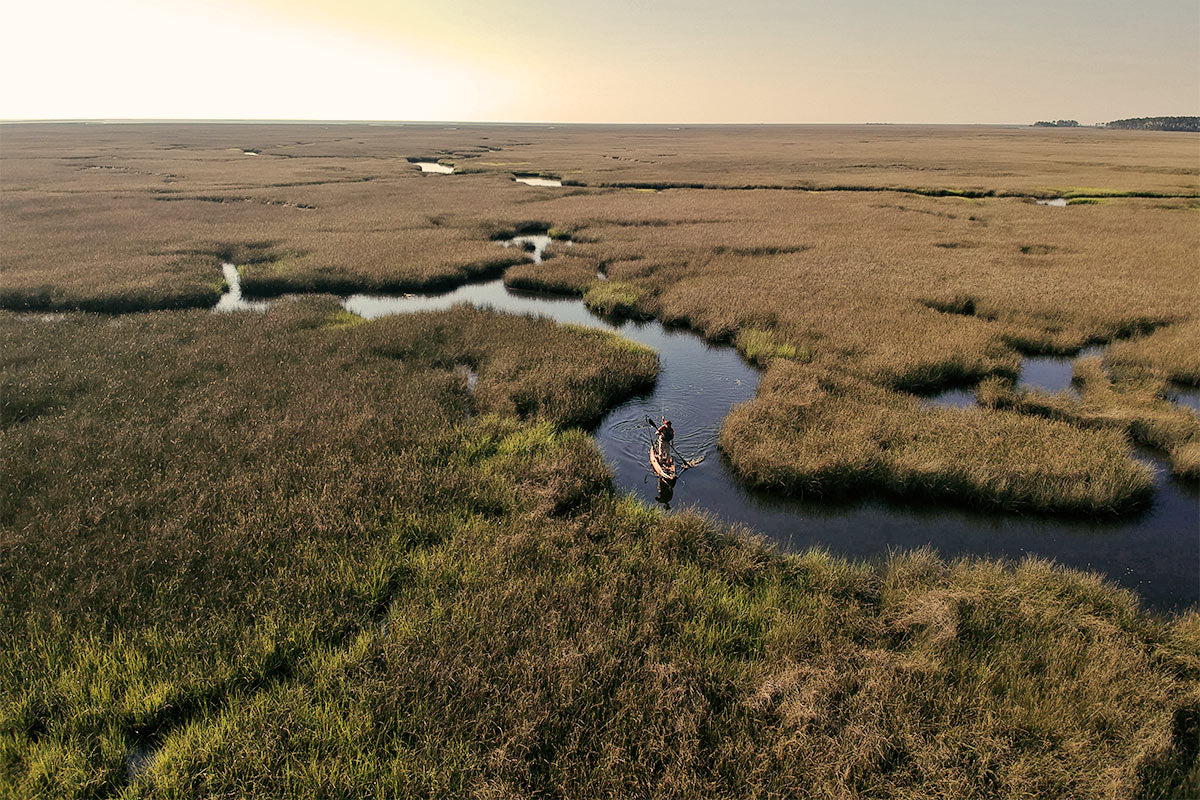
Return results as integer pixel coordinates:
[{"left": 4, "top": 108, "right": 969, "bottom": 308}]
[
  {"left": 415, "top": 161, "right": 454, "bottom": 174},
  {"left": 514, "top": 176, "right": 562, "bottom": 187},
  {"left": 213, "top": 263, "right": 268, "bottom": 313},
  {"left": 496, "top": 234, "right": 556, "bottom": 263},
  {"left": 221, "top": 267, "right": 1199, "bottom": 611},
  {"left": 1017, "top": 345, "right": 1104, "bottom": 394},
  {"left": 923, "top": 387, "right": 977, "bottom": 409},
  {"left": 1036, "top": 198, "right": 1068, "bottom": 207},
  {"left": 1166, "top": 385, "right": 1200, "bottom": 415}
]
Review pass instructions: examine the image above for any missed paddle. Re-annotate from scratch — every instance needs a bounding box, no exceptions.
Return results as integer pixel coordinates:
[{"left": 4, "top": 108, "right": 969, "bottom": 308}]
[{"left": 672, "top": 442, "right": 704, "bottom": 471}]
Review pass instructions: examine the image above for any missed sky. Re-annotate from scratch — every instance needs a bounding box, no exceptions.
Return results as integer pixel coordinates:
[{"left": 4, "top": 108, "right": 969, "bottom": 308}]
[{"left": 2, "top": 0, "right": 1197, "bottom": 123}]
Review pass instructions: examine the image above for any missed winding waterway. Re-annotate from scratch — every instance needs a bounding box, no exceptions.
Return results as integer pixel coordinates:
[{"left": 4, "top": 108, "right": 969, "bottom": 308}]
[{"left": 222, "top": 249, "right": 1199, "bottom": 611}]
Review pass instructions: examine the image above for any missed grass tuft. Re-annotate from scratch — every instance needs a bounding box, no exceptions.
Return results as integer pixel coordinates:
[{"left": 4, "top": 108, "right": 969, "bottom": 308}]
[
  {"left": 735, "top": 328, "right": 810, "bottom": 367},
  {"left": 583, "top": 281, "right": 645, "bottom": 318}
]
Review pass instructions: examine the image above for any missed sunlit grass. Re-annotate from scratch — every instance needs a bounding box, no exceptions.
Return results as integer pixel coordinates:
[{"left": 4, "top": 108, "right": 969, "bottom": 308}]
[{"left": 1, "top": 123, "right": 1198, "bottom": 797}]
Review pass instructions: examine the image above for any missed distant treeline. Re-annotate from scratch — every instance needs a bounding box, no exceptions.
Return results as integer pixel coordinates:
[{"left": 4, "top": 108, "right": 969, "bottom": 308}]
[
  {"left": 1104, "top": 116, "right": 1199, "bottom": 132},
  {"left": 1033, "top": 120, "right": 1079, "bottom": 127}
]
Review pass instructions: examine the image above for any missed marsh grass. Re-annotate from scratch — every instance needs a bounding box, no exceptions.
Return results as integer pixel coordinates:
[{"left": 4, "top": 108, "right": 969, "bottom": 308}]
[
  {"left": 0, "top": 301, "right": 1197, "bottom": 798},
  {"left": 238, "top": 251, "right": 524, "bottom": 298},
  {"left": 2, "top": 124, "right": 1199, "bottom": 796},
  {"left": 721, "top": 360, "right": 1154, "bottom": 515},
  {"left": 583, "top": 281, "right": 646, "bottom": 318},
  {"left": 2, "top": 325, "right": 1196, "bottom": 799},
  {"left": 978, "top": 358, "right": 1200, "bottom": 479},
  {"left": 734, "top": 328, "right": 811, "bottom": 367},
  {"left": 3, "top": 124, "right": 1194, "bottom": 515},
  {"left": 2, "top": 305, "right": 1196, "bottom": 800},
  {"left": 0, "top": 301, "right": 656, "bottom": 796},
  {"left": 1108, "top": 319, "right": 1200, "bottom": 386},
  {"left": 503, "top": 254, "right": 598, "bottom": 296}
]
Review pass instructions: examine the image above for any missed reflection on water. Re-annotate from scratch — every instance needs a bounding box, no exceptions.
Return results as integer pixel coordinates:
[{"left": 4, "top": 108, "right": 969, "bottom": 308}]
[
  {"left": 415, "top": 161, "right": 454, "bottom": 174},
  {"left": 1018, "top": 345, "right": 1103, "bottom": 393},
  {"left": 497, "top": 234, "right": 554, "bottom": 263},
  {"left": 923, "top": 387, "right": 977, "bottom": 408},
  {"left": 218, "top": 266, "right": 1199, "bottom": 611},
  {"left": 924, "top": 345, "right": 1105, "bottom": 406},
  {"left": 514, "top": 176, "right": 563, "bottom": 187},
  {"left": 1036, "top": 198, "right": 1068, "bottom": 207},
  {"left": 213, "top": 263, "right": 268, "bottom": 313},
  {"left": 655, "top": 478, "right": 675, "bottom": 508},
  {"left": 1167, "top": 385, "right": 1200, "bottom": 415}
]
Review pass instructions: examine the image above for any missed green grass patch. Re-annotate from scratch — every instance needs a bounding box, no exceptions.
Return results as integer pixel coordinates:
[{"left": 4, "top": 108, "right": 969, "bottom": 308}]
[
  {"left": 735, "top": 327, "right": 811, "bottom": 367},
  {"left": 583, "top": 281, "right": 644, "bottom": 318},
  {"left": 321, "top": 309, "right": 365, "bottom": 329}
]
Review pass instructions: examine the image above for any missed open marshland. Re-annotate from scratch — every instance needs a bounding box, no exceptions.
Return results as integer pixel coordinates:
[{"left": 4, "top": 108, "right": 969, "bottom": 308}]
[{"left": 2, "top": 123, "right": 1198, "bottom": 798}]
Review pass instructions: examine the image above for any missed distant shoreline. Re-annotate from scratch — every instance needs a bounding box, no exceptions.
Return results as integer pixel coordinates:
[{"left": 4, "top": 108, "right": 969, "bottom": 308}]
[{"left": 0, "top": 119, "right": 1058, "bottom": 127}]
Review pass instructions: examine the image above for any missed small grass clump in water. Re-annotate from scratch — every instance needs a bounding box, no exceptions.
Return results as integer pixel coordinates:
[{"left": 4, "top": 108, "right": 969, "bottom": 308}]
[
  {"left": 503, "top": 254, "right": 599, "bottom": 296},
  {"left": 583, "top": 280, "right": 644, "bottom": 318},
  {"left": 735, "top": 327, "right": 811, "bottom": 367},
  {"left": 321, "top": 308, "right": 365, "bottom": 329}
]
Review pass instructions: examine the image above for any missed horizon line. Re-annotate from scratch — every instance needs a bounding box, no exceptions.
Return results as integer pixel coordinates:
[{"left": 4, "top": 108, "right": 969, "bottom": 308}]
[{"left": 0, "top": 118, "right": 1129, "bottom": 127}]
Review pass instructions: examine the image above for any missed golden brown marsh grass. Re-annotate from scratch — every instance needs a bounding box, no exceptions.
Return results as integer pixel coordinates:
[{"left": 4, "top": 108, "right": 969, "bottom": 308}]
[
  {"left": 8, "top": 122, "right": 1194, "bottom": 194},
  {"left": 721, "top": 360, "right": 1154, "bottom": 514},
  {"left": 2, "top": 123, "right": 1196, "bottom": 511},
  {"left": 1108, "top": 318, "right": 1200, "bottom": 386},
  {"left": 978, "top": 357, "right": 1200, "bottom": 478},
  {"left": 2, "top": 118, "right": 1199, "bottom": 793},
  {"left": 1, "top": 306, "right": 1196, "bottom": 798}
]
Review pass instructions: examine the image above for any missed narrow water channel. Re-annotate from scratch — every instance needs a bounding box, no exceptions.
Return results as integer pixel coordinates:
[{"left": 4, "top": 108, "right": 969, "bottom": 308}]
[
  {"left": 225, "top": 251, "right": 1199, "bottom": 611},
  {"left": 415, "top": 161, "right": 454, "bottom": 174},
  {"left": 514, "top": 176, "right": 563, "bottom": 187}
]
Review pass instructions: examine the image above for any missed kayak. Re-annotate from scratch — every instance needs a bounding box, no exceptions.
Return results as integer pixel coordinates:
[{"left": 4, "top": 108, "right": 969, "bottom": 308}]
[{"left": 649, "top": 446, "right": 677, "bottom": 485}]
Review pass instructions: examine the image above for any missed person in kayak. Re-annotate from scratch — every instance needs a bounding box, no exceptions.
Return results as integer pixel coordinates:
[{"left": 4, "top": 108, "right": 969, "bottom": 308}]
[{"left": 655, "top": 418, "right": 674, "bottom": 461}]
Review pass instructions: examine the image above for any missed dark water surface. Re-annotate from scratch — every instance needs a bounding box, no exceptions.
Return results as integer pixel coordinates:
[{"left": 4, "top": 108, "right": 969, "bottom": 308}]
[
  {"left": 235, "top": 249, "right": 1200, "bottom": 611},
  {"left": 1167, "top": 385, "right": 1200, "bottom": 414}
]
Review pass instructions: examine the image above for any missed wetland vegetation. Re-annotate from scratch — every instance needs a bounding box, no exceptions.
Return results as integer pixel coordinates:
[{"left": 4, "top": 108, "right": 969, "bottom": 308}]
[{"left": 2, "top": 122, "right": 1198, "bottom": 798}]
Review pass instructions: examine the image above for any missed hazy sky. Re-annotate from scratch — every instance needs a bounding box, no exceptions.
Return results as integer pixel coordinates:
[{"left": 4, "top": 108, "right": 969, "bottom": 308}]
[{"left": 3, "top": 0, "right": 1197, "bottom": 123}]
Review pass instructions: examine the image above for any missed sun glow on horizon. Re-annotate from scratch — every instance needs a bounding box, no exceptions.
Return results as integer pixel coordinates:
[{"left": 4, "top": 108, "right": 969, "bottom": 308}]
[
  {"left": 2, "top": 0, "right": 1196, "bottom": 123},
  {"left": 1, "top": 0, "right": 522, "bottom": 121}
]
